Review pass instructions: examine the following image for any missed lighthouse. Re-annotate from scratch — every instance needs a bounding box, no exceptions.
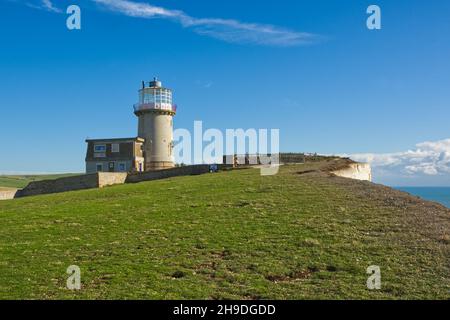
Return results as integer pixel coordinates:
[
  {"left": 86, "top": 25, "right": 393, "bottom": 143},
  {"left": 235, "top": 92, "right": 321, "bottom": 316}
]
[{"left": 133, "top": 78, "right": 176, "bottom": 171}]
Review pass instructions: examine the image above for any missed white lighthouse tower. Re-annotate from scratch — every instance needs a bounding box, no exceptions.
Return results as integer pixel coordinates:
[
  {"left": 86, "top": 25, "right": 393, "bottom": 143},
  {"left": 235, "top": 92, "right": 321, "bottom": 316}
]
[{"left": 134, "top": 78, "right": 176, "bottom": 171}]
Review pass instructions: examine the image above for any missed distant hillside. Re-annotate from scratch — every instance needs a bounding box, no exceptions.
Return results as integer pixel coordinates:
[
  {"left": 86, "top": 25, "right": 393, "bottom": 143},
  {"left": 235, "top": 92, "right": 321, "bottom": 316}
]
[
  {"left": 0, "top": 174, "right": 80, "bottom": 189},
  {"left": 0, "top": 160, "right": 448, "bottom": 299}
]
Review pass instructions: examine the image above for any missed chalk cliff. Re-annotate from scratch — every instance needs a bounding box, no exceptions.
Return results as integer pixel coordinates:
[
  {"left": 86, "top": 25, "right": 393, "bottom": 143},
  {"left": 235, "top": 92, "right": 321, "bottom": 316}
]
[{"left": 331, "top": 162, "right": 372, "bottom": 181}]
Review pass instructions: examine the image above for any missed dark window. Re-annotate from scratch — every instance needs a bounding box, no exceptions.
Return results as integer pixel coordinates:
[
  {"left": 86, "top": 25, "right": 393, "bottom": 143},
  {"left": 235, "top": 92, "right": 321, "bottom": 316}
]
[{"left": 94, "top": 144, "right": 106, "bottom": 152}]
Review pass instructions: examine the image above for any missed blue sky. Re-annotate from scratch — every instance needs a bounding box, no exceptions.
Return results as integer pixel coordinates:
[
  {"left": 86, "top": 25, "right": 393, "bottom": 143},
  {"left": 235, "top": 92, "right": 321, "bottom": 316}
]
[{"left": 1, "top": 0, "right": 449, "bottom": 186}]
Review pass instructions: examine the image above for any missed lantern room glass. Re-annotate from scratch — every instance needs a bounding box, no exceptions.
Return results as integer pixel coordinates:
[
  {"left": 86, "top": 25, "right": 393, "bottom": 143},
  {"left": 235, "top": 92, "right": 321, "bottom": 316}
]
[{"left": 140, "top": 88, "right": 172, "bottom": 105}]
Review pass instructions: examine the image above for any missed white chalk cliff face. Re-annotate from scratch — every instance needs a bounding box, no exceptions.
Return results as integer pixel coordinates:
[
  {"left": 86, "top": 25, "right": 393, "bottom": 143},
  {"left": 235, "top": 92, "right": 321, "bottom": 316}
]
[{"left": 332, "top": 163, "right": 372, "bottom": 181}]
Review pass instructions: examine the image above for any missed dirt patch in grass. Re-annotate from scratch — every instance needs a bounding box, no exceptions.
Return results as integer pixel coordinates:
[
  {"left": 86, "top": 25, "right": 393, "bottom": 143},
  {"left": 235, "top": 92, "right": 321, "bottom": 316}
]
[
  {"left": 171, "top": 271, "right": 186, "bottom": 279},
  {"left": 266, "top": 270, "right": 313, "bottom": 283}
]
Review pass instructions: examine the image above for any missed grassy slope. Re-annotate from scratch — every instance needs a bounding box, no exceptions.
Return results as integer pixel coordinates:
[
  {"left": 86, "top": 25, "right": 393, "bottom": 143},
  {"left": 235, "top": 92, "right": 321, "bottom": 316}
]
[
  {"left": 0, "top": 174, "right": 80, "bottom": 189},
  {"left": 0, "top": 162, "right": 448, "bottom": 299}
]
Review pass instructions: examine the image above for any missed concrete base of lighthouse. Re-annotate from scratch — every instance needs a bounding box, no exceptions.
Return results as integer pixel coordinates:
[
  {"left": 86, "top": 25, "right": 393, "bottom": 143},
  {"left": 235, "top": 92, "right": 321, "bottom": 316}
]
[
  {"left": 135, "top": 110, "right": 175, "bottom": 172},
  {"left": 145, "top": 161, "right": 175, "bottom": 171}
]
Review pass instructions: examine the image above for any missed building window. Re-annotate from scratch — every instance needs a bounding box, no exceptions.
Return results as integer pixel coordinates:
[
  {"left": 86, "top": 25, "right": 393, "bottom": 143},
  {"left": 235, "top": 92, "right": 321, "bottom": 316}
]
[
  {"left": 94, "top": 144, "right": 106, "bottom": 152},
  {"left": 111, "top": 143, "right": 120, "bottom": 153},
  {"left": 119, "top": 163, "right": 126, "bottom": 172},
  {"left": 96, "top": 164, "right": 103, "bottom": 172}
]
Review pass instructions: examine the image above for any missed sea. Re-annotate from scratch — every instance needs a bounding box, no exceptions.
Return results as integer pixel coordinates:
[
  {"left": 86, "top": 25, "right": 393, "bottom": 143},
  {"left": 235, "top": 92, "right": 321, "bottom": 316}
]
[{"left": 395, "top": 187, "right": 450, "bottom": 209}]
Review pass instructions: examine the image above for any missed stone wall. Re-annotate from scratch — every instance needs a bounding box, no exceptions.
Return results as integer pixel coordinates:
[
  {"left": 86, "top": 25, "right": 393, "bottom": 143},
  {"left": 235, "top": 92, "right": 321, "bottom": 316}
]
[
  {"left": 98, "top": 172, "right": 128, "bottom": 188},
  {"left": 16, "top": 174, "right": 99, "bottom": 198},
  {"left": 223, "top": 153, "right": 339, "bottom": 165},
  {"left": 126, "top": 164, "right": 212, "bottom": 184},
  {"left": 9, "top": 166, "right": 218, "bottom": 199},
  {"left": 280, "top": 153, "right": 306, "bottom": 163},
  {"left": 15, "top": 173, "right": 128, "bottom": 198}
]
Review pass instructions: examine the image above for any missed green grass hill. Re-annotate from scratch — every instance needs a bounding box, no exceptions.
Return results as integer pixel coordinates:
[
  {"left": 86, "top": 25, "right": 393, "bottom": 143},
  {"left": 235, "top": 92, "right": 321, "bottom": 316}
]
[{"left": 0, "top": 160, "right": 448, "bottom": 299}]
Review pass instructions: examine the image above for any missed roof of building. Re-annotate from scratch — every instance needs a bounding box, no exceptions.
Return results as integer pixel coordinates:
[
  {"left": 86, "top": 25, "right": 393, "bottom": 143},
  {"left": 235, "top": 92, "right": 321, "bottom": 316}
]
[{"left": 85, "top": 137, "right": 145, "bottom": 143}]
